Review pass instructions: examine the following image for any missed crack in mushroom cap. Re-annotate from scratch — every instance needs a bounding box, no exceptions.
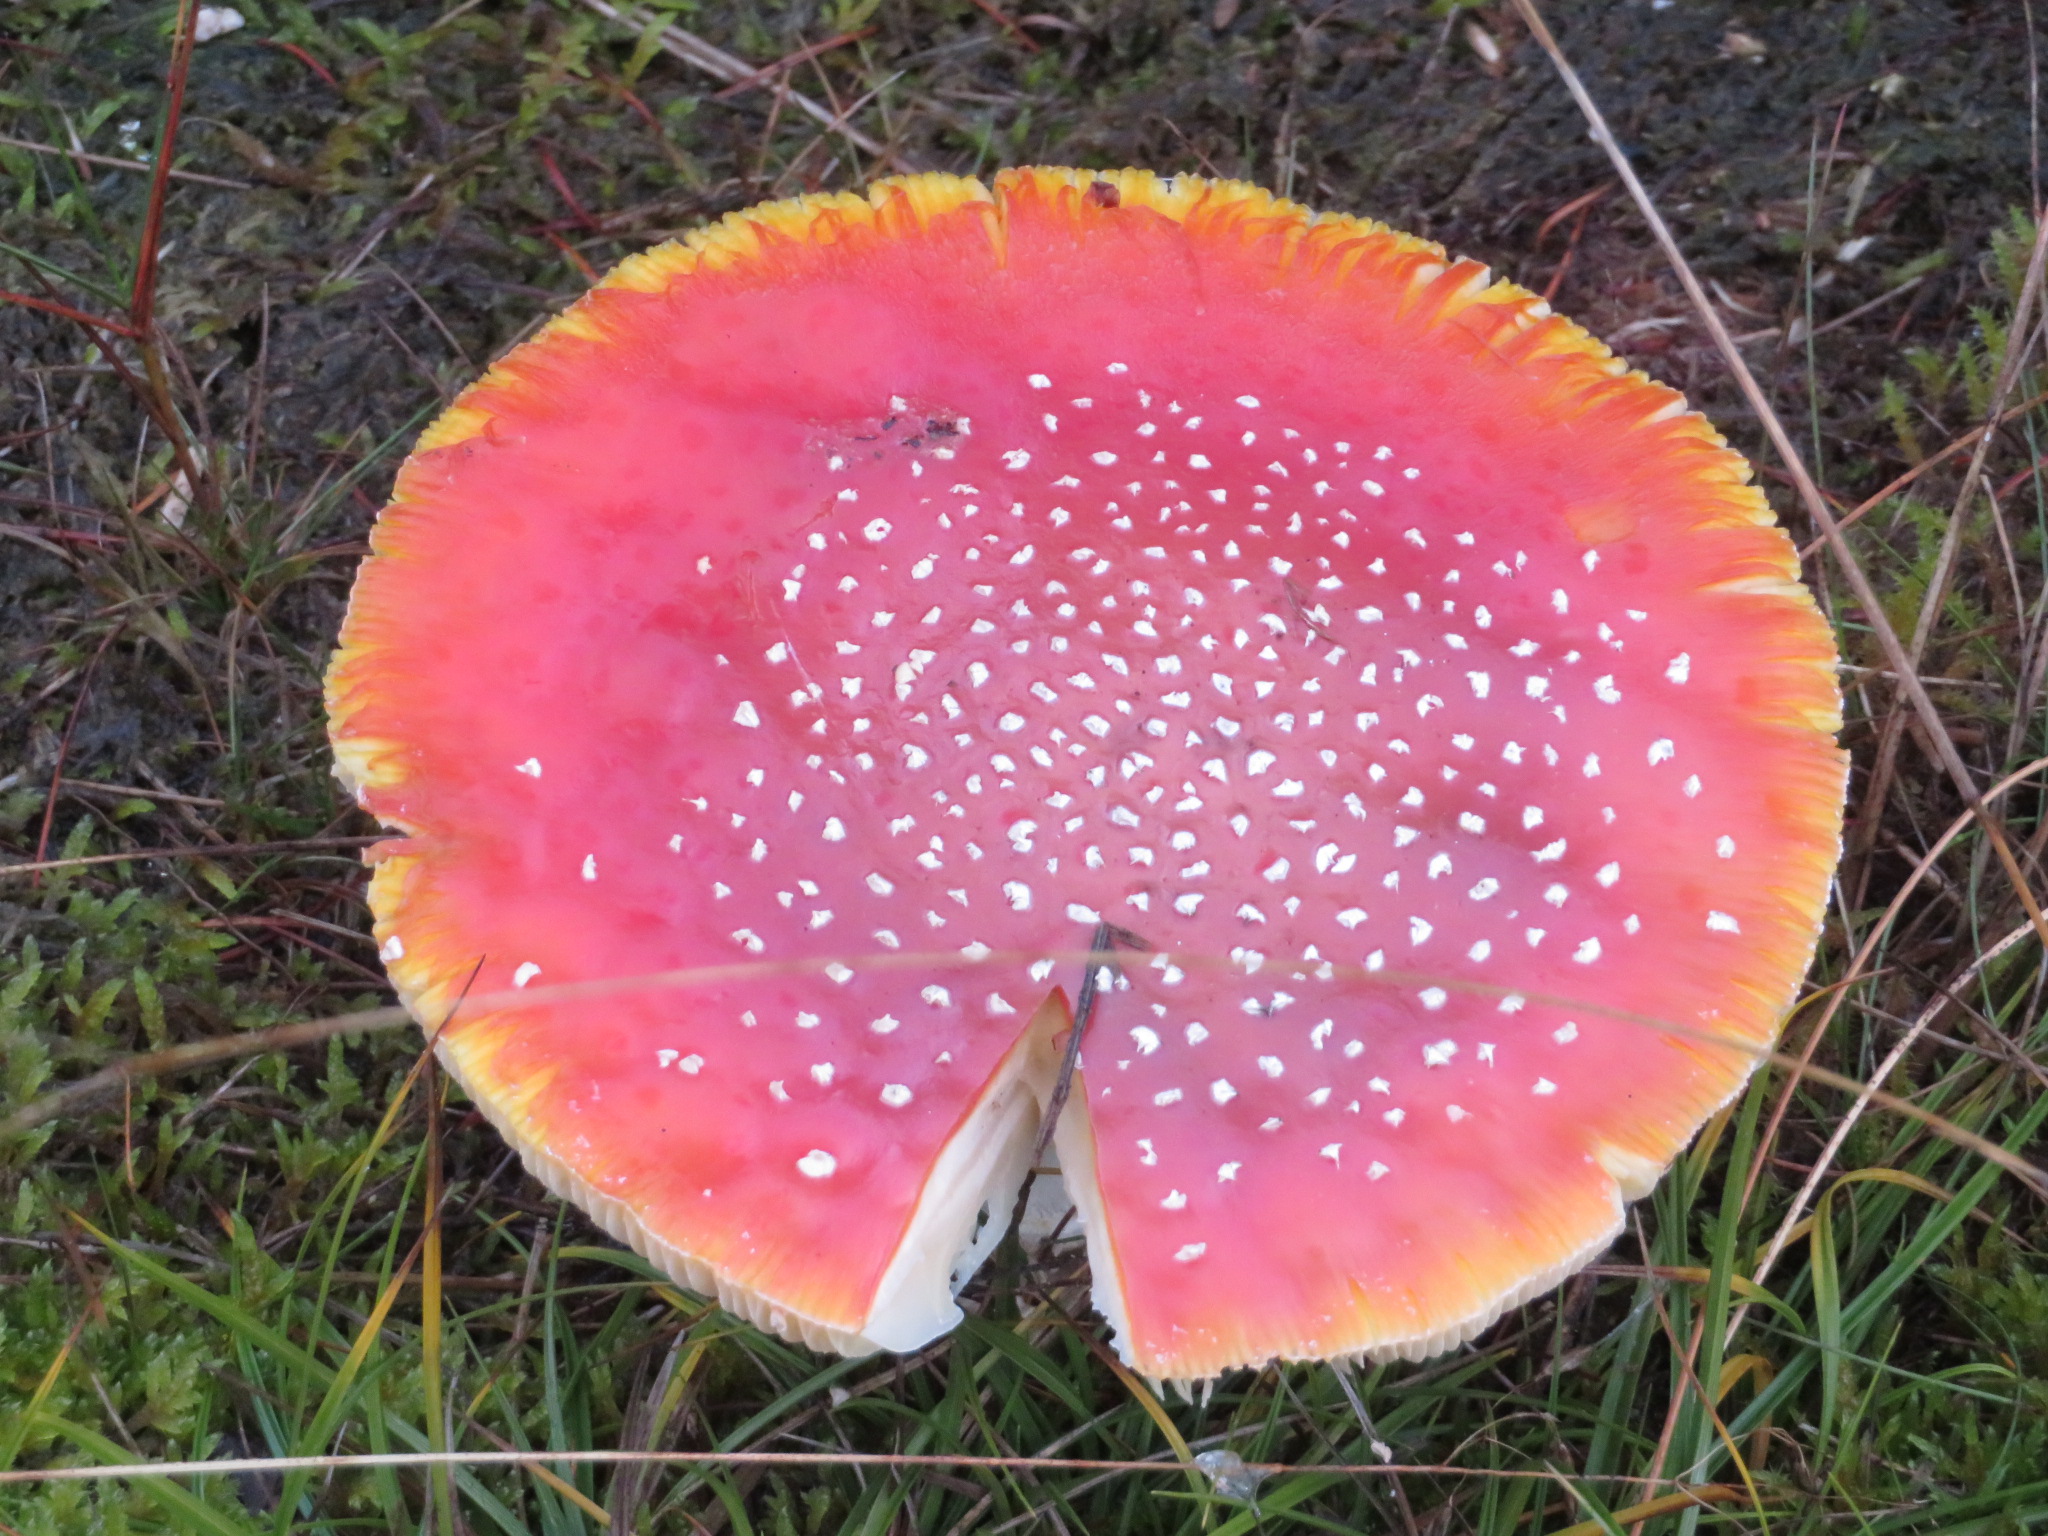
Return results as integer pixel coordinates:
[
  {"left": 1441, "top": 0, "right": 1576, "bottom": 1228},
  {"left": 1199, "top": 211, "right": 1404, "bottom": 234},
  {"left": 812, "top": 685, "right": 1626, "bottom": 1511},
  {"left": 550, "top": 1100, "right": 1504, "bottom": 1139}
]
[{"left": 326, "top": 166, "right": 1847, "bottom": 1381}]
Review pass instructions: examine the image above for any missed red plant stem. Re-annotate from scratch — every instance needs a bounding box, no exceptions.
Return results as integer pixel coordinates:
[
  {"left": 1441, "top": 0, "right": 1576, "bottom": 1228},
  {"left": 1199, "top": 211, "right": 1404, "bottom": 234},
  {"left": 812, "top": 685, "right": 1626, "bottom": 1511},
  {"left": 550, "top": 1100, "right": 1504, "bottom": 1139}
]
[
  {"left": 125, "top": 0, "right": 217, "bottom": 518},
  {"left": 537, "top": 226, "right": 600, "bottom": 283},
  {"left": 31, "top": 625, "right": 125, "bottom": 888},
  {"left": 965, "top": 0, "right": 1042, "bottom": 51},
  {"left": 535, "top": 143, "right": 596, "bottom": 230},
  {"left": 0, "top": 288, "right": 139, "bottom": 338},
  {"left": 615, "top": 82, "right": 661, "bottom": 134},
  {"left": 258, "top": 37, "right": 339, "bottom": 88},
  {"left": 130, "top": 0, "right": 197, "bottom": 337}
]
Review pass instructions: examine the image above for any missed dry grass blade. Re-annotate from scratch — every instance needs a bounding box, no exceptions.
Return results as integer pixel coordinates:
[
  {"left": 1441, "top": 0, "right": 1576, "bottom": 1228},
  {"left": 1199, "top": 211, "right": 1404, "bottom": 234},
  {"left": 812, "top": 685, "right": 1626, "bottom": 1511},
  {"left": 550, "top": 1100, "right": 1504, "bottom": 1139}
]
[
  {"left": 0, "top": 1006, "right": 414, "bottom": 1142},
  {"left": 1856, "top": 210, "right": 2048, "bottom": 892},
  {"left": 1796, "top": 387, "right": 2048, "bottom": 559},
  {"left": 1742, "top": 754, "right": 2048, "bottom": 1221},
  {"left": 575, "top": 0, "right": 915, "bottom": 172},
  {"left": 0, "top": 835, "right": 383, "bottom": 877},
  {"left": 0, "top": 1448, "right": 1707, "bottom": 1485},
  {"left": 1750, "top": 915, "right": 2039, "bottom": 1294},
  {"left": 7, "top": 954, "right": 2042, "bottom": 1198},
  {"left": 1508, "top": 0, "right": 2048, "bottom": 955}
]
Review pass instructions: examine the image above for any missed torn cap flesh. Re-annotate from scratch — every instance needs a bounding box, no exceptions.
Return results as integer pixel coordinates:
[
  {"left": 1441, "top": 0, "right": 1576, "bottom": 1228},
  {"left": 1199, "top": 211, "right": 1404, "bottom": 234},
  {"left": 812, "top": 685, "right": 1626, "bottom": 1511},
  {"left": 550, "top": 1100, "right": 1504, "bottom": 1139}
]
[{"left": 326, "top": 167, "right": 1846, "bottom": 1381}]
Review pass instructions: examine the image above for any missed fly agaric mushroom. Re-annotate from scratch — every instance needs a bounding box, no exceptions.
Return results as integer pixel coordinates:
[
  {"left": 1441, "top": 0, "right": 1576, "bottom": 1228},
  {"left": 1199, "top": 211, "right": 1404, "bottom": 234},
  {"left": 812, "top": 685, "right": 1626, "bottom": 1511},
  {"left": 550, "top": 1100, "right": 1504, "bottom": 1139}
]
[{"left": 327, "top": 167, "right": 1845, "bottom": 1380}]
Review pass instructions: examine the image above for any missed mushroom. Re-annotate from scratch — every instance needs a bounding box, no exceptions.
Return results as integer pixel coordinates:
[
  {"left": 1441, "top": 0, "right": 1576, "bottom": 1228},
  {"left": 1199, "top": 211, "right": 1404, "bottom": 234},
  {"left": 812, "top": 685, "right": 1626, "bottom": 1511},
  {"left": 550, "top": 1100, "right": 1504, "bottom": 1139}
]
[{"left": 327, "top": 167, "right": 1846, "bottom": 1380}]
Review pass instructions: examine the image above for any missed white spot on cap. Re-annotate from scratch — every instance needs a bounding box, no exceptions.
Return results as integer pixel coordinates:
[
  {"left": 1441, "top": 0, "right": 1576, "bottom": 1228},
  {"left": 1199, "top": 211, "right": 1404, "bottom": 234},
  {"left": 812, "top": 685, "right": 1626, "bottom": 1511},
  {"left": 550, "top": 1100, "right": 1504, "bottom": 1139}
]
[
  {"left": 515, "top": 758, "right": 542, "bottom": 777},
  {"left": 1210, "top": 1079, "right": 1237, "bottom": 1104},
  {"left": 1320, "top": 1143, "right": 1341, "bottom": 1165},
  {"left": 880, "top": 1084, "right": 912, "bottom": 1107},
  {"left": 1554, "top": 1020, "right": 1579, "bottom": 1043},
  {"left": 1666, "top": 653, "right": 1691, "bottom": 683},
  {"left": 823, "top": 817, "right": 847, "bottom": 841},
  {"left": 1161, "top": 1189, "right": 1188, "bottom": 1210},
  {"left": 379, "top": 935, "right": 405, "bottom": 961},
  {"left": 1236, "top": 395, "right": 1261, "bottom": 407},
  {"left": 1717, "top": 836, "right": 1736, "bottom": 858},
  {"left": 1533, "top": 1078, "right": 1557, "bottom": 1095},
  {"left": 581, "top": 854, "right": 598, "bottom": 881},
  {"left": 1593, "top": 675, "right": 1621, "bottom": 704},
  {"left": 796, "top": 1150, "right": 837, "bottom": 1178},
  {"left": 512, "top": 962, "right": 540, "bottom": 987},
  {"left": 1423, "top": 1039, "right": 1456, "bottom": 1066},
  {"left": 1648, "top": 738, "right": 1676, "bottom": 765},
  {"left": 1573, "top": 938, "right": 1602, "bottom": 963},
  {"left": 1707, "top": 910, "right": 1742, "bottom": 933},
  {"left": 1174, "top": 1243, "right": 1207, "bottom": 1262},
  {"left": 1028, "top": 373, "right": 1051, "bottom": 388},
  {"left": 1154, "top": 1088, "right": 1184, "bottom": 1106},
  {"left": 1597, "top": 862, "right": 1620, "bottom": 887},
  {"left": 1419, "top": 988, "right": 1448, "bottom": 1010},
  {"left": 734, "top": 700, "right": 761, "bottom": 728}
]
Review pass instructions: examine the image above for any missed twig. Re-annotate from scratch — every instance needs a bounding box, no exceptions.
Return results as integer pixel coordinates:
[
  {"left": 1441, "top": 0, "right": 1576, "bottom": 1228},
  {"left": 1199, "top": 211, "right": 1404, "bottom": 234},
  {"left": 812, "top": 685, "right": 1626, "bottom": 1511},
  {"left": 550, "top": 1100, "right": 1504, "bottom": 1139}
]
[{"left": 1030, "top": 921, "right": 1147, "bottom": 1173}]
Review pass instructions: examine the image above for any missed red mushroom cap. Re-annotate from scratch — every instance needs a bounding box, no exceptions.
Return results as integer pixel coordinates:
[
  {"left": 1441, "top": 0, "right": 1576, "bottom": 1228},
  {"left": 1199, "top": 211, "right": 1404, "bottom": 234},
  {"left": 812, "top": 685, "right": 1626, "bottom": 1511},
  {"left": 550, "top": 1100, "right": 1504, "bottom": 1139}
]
[{"left": 327, "top": 167, "right": 1845, "bottom": 1379}]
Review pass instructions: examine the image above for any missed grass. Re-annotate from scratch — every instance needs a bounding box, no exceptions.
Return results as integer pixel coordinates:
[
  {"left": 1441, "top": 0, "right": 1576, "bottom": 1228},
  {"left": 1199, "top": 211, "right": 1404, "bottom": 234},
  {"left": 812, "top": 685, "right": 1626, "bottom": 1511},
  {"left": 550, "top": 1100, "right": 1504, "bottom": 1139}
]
[{"left": 2, "top": 0, "right": 2046, "bottom": 1531}]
